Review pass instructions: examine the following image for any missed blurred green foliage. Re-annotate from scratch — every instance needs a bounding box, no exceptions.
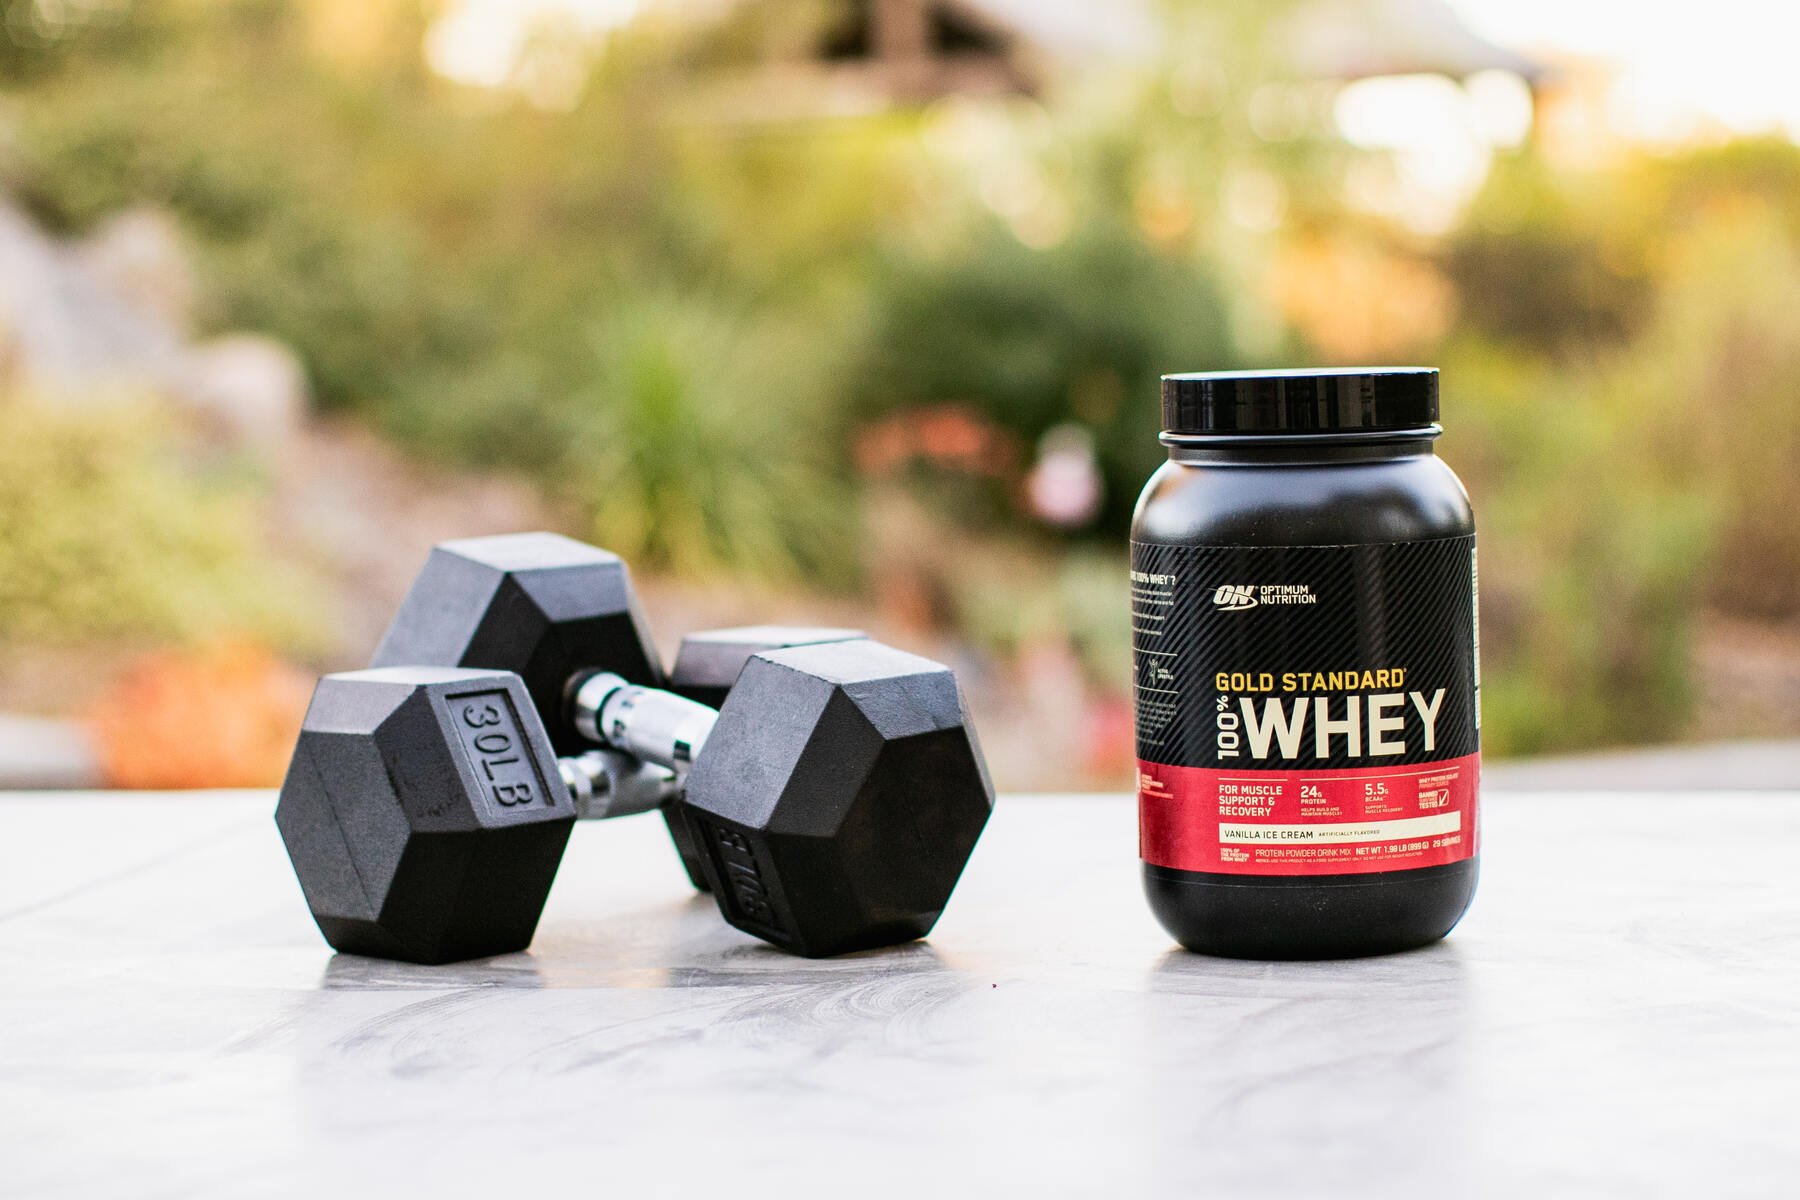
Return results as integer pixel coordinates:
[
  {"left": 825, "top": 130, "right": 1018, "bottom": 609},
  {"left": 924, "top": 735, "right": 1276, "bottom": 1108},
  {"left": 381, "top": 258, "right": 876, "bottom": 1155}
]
[
  {"left": 1447, "top": 347, "right": 1711, "bottom": 753},
  {"left": 1439, "top": 142, "right": 1800, "bottom": 750},
  {"left": 0, "top": 395, "right": 319, "bottom": 648},
  {"left": 852, "top": 223, "right": 1232, "bottom": 534},
  {"left": 565, "top": 294, "right": 859, "bottom": 580},
  {"left": 3, "top": 0, "right": 1800, "bottom": 756},
  {"left": 2, "top": 0, "right": 900, "bottom": 583},
  {"left": 1446, "top": 156, "right": 1657, "bottom": 352},
  {"left": 1636, "top": 202, "right": 1800, "bottom": 619}
]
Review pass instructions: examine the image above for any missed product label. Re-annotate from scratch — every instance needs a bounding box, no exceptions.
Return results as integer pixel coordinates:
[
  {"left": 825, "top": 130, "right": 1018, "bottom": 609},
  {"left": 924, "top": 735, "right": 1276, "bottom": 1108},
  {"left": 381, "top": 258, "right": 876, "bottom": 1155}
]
[{"left": 1131, "top": 535, "right": 1479, "bottom": 876}]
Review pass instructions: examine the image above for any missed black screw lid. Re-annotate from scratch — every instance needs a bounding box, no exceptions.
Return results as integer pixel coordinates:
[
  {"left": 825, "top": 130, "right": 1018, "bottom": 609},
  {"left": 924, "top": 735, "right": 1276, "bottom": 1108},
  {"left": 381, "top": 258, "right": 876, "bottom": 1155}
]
[{"left": 1161, "top": 367, "right": 1438, "bottom": 438}]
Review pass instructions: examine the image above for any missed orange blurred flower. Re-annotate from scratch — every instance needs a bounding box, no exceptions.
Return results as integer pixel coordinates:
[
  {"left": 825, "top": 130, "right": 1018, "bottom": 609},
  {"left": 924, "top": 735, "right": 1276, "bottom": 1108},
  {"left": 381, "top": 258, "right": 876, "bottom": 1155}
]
[
  {"left": 89, "top": 641, "right": 313, "bottom": 789},
  {"left": 854, "top": 404, "right": 1020, "bottom": 478}
]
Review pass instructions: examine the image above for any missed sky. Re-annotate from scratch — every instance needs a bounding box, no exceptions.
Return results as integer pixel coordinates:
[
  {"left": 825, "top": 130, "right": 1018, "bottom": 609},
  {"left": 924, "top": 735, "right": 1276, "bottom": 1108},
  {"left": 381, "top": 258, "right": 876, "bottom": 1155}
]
[
  {"left": 1446, "top": 0, "right": 1800, "bottom": 140},
  {"left": 425, "top": 0, "right": 642, "bottom": 88}
]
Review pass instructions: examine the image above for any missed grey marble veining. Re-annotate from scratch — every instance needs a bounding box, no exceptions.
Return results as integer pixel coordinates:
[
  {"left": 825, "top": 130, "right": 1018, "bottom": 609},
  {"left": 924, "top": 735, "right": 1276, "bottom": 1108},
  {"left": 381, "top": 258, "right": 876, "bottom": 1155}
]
[{"left": 1, "top": 790, "right": 1796, "bottom": 1199}]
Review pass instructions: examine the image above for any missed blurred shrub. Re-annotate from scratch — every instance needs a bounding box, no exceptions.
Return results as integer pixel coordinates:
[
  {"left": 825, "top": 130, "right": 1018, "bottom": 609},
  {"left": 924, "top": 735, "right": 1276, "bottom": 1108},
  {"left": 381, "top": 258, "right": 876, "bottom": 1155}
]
[
  {"left": 89, "top": 639, "right": 312, "bottom": 788},
  {"left": 0, "top": 395, "right": 318, "bottom": 648},
  {"left": 1440, "top": 140, "right": 1800, "bottom": 751},
  {"left": 1631, "top": 204, "right": 1800, "bottom": 618},
  {"left": 1444, "top": 155, "right": 1657, "bottom": 352},
  {"left": 850, "top": 223, "right": 1233, "bottom": 536},
  {"left": 952, "top": 545, "right": 1134, "bottom": 689},
  {"left": 1447, "top": 342, "right": 1712, "bottom": 755},
  {"left": 368, "top": 289, "right": 861, "bottom": 582},
  {"left": 205, "top": 209, "right": 462, "bottom": 415}
]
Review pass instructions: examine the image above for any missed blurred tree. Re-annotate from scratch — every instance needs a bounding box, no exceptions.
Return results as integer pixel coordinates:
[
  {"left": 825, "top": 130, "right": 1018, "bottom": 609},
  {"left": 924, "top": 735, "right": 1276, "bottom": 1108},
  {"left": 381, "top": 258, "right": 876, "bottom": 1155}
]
[
  {"left": 1444, "top": 153, "right": 1656, "bottom": 352},
  {"left": 0, "top": 0, "right": 148, "bottom": 83}
]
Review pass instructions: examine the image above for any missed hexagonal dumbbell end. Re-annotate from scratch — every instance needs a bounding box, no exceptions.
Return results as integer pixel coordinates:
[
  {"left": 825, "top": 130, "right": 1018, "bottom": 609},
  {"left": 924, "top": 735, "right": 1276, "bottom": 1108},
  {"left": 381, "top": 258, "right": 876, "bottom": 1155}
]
[
  {"left": 371, "top": 532, "right": 664, "bottom": 755},
  {"left": 663, "top": 625, "right": 866, "bottom": 891},
  {"left": 667, "top": 625, "right": 866, "bottom": 710},
  {"left": 682, "top": 640, "right": 995, "bottom": 957},
  {"left": 275, "top": 667, "right": 574, "bottom": 964}
]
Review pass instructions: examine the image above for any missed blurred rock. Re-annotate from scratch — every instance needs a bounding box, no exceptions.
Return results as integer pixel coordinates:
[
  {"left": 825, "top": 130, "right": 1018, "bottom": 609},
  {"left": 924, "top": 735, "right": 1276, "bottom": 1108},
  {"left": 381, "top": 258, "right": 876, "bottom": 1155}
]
[
  {"left": 75, "top": 207, "right": 196, "bottom": 334},
  {"left": 265, "top": 421, "right": 568, "bottom": 657},
  {"left": 1484, "top": 740, "right": 1800, "bottom": 791},
  {"left": 183, "top": 334, "right": 308, "bottom": 447},
  {"left": 0, "top": 715, "right": 103, "bottom": 790},
  {"left": 0, "top": 198, "right": 186, "bottom": 396},
  {"left": 0, "top": 196, "right": 310, "bottom": 449}
]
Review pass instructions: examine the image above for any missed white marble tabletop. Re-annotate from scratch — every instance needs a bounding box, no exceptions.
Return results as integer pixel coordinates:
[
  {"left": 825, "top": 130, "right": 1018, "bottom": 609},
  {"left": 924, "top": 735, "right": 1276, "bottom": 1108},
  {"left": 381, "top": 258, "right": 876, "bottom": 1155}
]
[{"left": 1, "top": 789, "right": 1796, "bottom": 1199}]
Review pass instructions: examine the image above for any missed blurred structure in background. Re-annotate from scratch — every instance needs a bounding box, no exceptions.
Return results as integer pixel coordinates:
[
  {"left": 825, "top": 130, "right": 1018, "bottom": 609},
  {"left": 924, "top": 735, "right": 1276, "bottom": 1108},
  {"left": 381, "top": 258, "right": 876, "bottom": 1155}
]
[{"left": 0, "top": 0, "right": 1796, "bottom": 790}]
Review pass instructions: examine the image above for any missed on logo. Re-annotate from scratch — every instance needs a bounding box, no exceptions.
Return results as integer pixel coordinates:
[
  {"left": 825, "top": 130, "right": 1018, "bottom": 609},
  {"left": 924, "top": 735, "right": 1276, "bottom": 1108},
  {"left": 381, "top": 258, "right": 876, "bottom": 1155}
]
[{"left": 1213, "top": 585, "right": 1257, "bottom": 610}]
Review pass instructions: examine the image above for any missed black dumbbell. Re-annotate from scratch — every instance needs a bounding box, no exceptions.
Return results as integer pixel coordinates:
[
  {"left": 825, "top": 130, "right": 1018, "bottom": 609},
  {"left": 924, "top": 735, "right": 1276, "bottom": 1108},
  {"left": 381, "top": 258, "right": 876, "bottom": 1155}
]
[
  {"left": 277, "top": 647, "right": 993, "bottom": 961},
  {"left": 367, "top": 535, "right": 863, "bottom": 892},
  {"left": 278, "top": 533, "right": 994, "bottom": 961}
]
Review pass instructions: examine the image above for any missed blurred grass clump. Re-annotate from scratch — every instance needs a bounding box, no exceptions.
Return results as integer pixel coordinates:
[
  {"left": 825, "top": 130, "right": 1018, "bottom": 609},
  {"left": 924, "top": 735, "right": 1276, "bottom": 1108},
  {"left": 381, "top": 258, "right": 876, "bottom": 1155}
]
[
  {"left": 564, "top": 295, "right": 858, "bottom": 581},
  {"left": 0, "top": 394, "right": 317, "bottom": 649}
]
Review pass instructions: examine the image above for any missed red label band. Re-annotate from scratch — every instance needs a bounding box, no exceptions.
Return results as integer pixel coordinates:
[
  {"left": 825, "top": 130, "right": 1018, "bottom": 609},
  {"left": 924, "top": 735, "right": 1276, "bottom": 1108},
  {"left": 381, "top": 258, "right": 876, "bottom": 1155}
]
[{"left": 1139, "top": 754, "right": 1480, "bottom": 876}]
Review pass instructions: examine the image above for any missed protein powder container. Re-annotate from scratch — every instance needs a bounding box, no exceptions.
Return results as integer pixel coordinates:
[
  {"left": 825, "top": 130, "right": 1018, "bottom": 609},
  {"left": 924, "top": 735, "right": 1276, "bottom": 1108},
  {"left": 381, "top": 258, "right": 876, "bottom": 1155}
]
[{"left": 1131, "top": 367, "right": 1479, "bottom": 958}]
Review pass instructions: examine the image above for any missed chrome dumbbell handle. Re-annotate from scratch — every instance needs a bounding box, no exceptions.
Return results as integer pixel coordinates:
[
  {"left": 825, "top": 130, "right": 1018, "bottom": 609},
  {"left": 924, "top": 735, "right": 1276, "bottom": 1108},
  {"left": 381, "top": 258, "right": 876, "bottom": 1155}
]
[
  {"left": 568, "top": 672, "right": 718, "bottom": 777},
  {"left": 557, "top": 747, "right": 680, "bottom": 821}
]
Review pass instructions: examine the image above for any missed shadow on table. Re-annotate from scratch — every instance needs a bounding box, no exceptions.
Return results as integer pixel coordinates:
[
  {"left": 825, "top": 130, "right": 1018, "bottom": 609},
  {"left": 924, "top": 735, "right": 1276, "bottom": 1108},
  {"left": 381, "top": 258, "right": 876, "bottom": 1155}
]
[
  {"left": 292, "top": 922, "right": 966, "bottom": 1084},
  {"left": 314, "top": 893, "right": 953, "bottom": 994},
  {"left": 1146, "top": 937, "right": 1471, "bottom": 998},
  {"left": 320, "top": 951, "right": 552, "bottom": 991}
]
